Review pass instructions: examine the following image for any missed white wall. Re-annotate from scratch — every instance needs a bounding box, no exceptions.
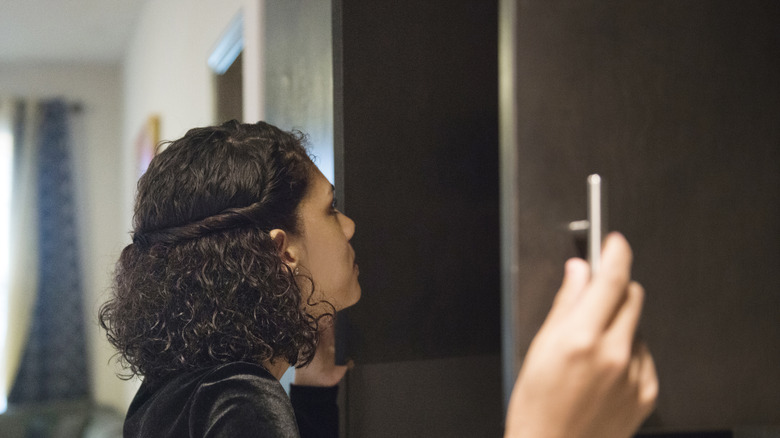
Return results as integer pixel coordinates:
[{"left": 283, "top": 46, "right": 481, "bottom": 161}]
[
  {"left": 0, "top": 0, "right": 266, "bottom": 416},
  {"left": 0, "top": 61, "right": 129, "bottom": 413},
  {"left": 122, "top": 0, "right": 262, "bottom": 217},
  {"left": 119, "top": 0, "right": 266, "bottom": 407}
]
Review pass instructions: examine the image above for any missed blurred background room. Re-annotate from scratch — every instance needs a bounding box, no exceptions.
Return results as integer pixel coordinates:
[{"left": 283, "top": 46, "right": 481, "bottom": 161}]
[{"left": 0, "top": 1, "right": 778, "bottom": 437}]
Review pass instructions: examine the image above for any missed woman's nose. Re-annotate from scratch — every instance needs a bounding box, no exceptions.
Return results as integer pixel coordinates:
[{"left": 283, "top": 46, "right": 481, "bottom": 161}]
[{"left": 339, "top": 212, "right": 356, "bottom": 240}]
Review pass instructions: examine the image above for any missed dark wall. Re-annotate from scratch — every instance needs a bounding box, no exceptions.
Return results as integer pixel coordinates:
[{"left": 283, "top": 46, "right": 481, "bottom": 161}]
[{"left": 505, "top": 0, "right": 780, "bottom": 431}]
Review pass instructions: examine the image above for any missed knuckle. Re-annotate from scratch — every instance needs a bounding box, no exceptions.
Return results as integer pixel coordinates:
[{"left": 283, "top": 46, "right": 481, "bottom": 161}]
[
  {"left": 602, "top": 348, "right": 631, "bottom": 374},
  {"left": 607, "top": 270, "right": 630, "bottom": 290},
  {"left": 641, "top": 378, "right": 659, "bottom": 410},
  {"left": 566, "top": 331, "right": 599, "bottom": 357},
  {"left": 631, "top": 282, "right": 645, "bottom": 300}
]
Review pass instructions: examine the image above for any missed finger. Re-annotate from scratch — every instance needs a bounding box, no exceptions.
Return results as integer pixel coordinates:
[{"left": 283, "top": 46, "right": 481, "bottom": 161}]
[
  {"left": 579, "top": 232, "right": 634, "bottom": 331},
  {"left": 547, "top": 258, "right": 590, "bottom": 322},
  {"left": 635, "top": 342, "right": 659, "bottom": 414},
  {"left": 604, "top": 281, "right": 645, "bottom": 348}
]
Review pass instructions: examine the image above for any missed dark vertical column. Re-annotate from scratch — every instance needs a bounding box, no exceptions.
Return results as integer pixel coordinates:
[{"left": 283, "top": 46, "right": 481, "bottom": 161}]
[
  {"left": 334, "top": 0, "right": 503, "bottom": 436},
  {"left": 215, "top": 52, "right": 243, "bottom": 123},
  {"left": 335, "top": 0, "right": 500, "bottom": 365}
]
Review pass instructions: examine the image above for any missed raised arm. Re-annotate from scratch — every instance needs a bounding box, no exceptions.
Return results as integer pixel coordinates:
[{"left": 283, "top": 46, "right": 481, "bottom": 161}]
[
  {"left": 505, "top": 233, "right": 658, "bottom": 438},
  {"left": 290, "top": 318, "right": 346, "bottom": 438}
]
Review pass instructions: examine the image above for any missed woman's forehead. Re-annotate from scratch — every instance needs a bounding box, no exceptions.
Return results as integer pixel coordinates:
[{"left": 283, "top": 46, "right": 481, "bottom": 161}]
[{"left": 306, "top": 167, "right": 333, "bottom": 200}]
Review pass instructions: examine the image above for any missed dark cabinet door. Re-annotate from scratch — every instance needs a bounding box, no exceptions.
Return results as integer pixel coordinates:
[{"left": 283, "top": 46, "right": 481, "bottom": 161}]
[
  {"left": 335, "top": 0, "right": 500, "bottom": 365},
  {"left": 334, "top": 0, "right": 503, "bottom": 436},
  {"left": 503, "top": 0, "right": 780, "bottom": 431}
]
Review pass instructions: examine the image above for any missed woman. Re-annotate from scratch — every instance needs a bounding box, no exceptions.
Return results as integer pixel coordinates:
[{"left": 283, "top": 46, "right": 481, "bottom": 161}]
[
  {"left": 100, "top": 120, "right": 353, "bottom": 437},
  {"left": 100, "top": 120, "right": 656, "bottom": 438}
]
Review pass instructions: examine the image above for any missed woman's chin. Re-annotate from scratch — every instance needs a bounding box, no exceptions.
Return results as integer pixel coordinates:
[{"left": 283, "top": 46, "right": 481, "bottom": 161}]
[{"left": 342, "top": 286, "right": 362, "bottom": 310}]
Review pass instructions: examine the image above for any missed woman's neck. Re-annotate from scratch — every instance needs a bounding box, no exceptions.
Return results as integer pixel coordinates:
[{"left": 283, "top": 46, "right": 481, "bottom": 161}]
[{"left": 264, "top": 359, "right": 291, "bottom": 380}]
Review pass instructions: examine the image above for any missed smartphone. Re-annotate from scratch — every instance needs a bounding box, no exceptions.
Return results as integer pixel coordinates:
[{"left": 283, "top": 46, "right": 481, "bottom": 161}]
[{"left": 587, "top": 174, "right": 606, "bottom": 275}]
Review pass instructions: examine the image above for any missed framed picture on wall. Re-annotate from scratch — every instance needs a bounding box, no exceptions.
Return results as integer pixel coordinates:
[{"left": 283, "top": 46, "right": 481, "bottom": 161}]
[{"left": 136, "top": 115, "right": 160, "bottom": 178}]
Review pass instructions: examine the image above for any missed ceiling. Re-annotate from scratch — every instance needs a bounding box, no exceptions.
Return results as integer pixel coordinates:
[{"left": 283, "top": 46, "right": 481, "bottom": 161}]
[{"left": 0, "top": 0, "right": 148, "bottom": 63}]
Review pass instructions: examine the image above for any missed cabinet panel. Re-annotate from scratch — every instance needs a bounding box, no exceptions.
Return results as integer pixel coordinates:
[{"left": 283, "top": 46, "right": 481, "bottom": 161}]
[
  {"left": 335, "top": 0, "right": 500, "bottom": 365},
  {"left": 334, "top": 0, "right": 502, "bottom": 435},
  {"left": 505, "top": 0, "right": 780, "bottom": 430}
]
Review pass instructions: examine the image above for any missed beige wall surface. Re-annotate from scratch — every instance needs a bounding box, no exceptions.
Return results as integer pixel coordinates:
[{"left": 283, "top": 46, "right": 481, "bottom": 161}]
[
  {"left": 0, "top": 0, "right": 264, "bottom": 415},
  {"left": 122, "top": 0, "right": 262, "bottom": 219},
  {"left": 118, "top": 0, "right": 264, "bottom": 407}
]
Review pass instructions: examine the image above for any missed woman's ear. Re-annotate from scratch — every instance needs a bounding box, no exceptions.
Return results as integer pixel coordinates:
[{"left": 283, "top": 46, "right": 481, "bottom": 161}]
[{"left": 269, "top": 229, "right": 300, "bottom": 268}]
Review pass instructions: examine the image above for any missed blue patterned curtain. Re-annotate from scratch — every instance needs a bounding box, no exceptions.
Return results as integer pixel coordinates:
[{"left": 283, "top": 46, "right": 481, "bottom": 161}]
[{"left": 8, "top": 99, "right": 90, "bottom": 403}]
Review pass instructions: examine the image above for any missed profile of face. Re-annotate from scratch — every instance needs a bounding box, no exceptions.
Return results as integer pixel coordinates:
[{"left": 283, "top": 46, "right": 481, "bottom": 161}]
[{"left": 274, "top": 166, "right": 361, "bottom": 312}]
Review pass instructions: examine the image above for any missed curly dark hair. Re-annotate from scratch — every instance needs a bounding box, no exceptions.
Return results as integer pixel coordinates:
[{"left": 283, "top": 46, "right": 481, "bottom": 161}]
[{"left": 99, "top": 120, "right": 328, "bottom": 384}]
